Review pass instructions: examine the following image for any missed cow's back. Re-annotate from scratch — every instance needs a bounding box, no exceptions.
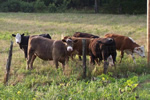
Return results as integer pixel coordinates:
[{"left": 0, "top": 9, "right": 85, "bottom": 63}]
[
  {"left": 73, "top": 32, "right": 99, "bottom": 38},
  {"left": 104, "top": 33, "right": 136, "bottom": 50},
  {"left": 28, "top": 36, "right": 54, "bottom": 60}
]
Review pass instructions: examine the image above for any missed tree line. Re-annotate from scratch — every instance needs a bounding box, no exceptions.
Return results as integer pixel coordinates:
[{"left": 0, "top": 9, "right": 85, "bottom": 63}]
[{"left": 0, "top": 0, "right": 146, "bottom": 14}]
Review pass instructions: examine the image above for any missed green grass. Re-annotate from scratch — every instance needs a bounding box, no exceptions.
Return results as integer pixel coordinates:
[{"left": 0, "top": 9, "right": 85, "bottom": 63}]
[{"left": 0, "top": 13, "right": 149, "bottom": 100}]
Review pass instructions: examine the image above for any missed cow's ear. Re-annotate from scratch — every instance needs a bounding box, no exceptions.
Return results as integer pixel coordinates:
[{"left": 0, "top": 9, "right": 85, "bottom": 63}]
[
  {"left": 62, "top": 39, "right": 66, "bottom": 42},
  {"left": 12, "top": 34, "right": 16, "bottom": 37},
  {"left": 21, "top": 33, "right": 25, "bottom": 36},
  {"left": 73, "top": 39, "right": 78, "bottom": 43}
]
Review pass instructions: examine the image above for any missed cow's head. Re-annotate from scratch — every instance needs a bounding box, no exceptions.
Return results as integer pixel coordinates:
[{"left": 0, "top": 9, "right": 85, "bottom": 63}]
[
  {"left": 62, "top": 37, "right": 78, "bottom": 52},
  {"left": 133, "top": 46, "right": 145, "bottom": 57},
  {"left": 12, "top": 33, "right": 24, "bottom": 44}
]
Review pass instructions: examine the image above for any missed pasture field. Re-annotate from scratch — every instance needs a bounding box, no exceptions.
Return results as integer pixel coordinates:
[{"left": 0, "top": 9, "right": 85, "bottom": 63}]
[{"left": 0, "top": 13, "right": 150, "bottom": 100}]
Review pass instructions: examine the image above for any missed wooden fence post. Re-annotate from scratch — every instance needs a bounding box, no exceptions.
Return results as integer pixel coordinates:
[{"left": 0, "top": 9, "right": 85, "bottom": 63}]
[
  {"left": 82, "top": 39, "right": 86, "bottom": 78},
  {"left": 147, "top": 0, "right": 150, "bottom": 66},
  {"left": 4, "top": 41, "right": 13, "bottom": 85}
]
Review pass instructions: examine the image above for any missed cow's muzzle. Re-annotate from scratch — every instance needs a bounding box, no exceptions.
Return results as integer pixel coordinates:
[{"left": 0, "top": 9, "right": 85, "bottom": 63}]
[{"left": 67, "top": 46, "right": 73, "bottom": 52}]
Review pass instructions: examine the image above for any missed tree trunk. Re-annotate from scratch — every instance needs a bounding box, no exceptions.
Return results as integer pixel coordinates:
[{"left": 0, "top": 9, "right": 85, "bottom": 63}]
[{"left": 94, "top": 0, "right": 98, "bottom": 13}]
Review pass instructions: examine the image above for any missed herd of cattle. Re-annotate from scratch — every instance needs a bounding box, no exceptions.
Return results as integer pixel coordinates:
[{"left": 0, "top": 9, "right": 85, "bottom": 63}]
[{"left": 12, "top": 32, "right": 145, "bottom": 74}]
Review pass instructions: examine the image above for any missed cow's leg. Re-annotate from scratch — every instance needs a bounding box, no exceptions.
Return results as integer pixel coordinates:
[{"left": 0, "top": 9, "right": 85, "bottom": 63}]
[
  {"left": 95, "top": 58, "right": 100, "bottom": 65},
  {"left": 54, "top": 59, "right": 59, "bottom": 69},
  {"left": 27, "top": 55, "right": 32, "bottom": 70},
  {"left": 131, "top": 54, "right": 136, "bottom": 64},
  {"left": 98, "top": 54, "right": 103, "bottom": 65},
  {"left": 70, "top": 54, "right": 74, "bottom": 60},
  {"left": 25, "top": 49, "right": 27, "bottom": 59},
  {"left": 120, "top": 51, "right": 124, "bottom": 63},
  {"left": 60, "top": 60, "right": 65, "bottom": 71},
  {"left": 91, "top": 55, "right": 96, "bottom": 65},
  {"left": 30, "top": 55, "right": 36, "bottom": 69},
  {"left": 89, "top": 51, "right": 95, "bottom": 65},
  {"left": 27, "top": 48, "right": 34, "bottom": 70},
  {"left": 23, "top": 46, "right": 28, "bottom": 59},
  {"left": 79, "top": 56, "right": 82, "bottom": 61},
  {"left": 23, "top": 49, "right": 27, "bottom": 59}
]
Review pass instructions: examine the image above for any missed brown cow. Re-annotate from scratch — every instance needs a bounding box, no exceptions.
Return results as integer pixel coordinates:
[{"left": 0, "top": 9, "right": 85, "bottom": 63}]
[
  {"left": 27, "top": 36, "right": 74, "bottom": 70},
  {"left": 104, "top": 33, "right": 145, "bottom": 63},
  {"left": 73, "top": 32, "right": 99, "bottom": 38},
  {"left": 62, "top": 37, "right": 91, "bottom": 60}
]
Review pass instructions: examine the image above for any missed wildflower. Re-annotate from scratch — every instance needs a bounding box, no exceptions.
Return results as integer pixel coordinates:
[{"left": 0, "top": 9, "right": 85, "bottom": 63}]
[
  {"left": 33, "top": 97, "right": 36, "bottom": 100},
  {"left": 17, "top": 91, "right": 21, "bottom": 95},
  {"left": 102, "top": 77, "right": 105, "bottom": 81},
  {"left": 66, "top": 83, "right": 70, "bottom": 87},
  {"left": 59, "top": 83, "right": 65, "bottom": 86}
]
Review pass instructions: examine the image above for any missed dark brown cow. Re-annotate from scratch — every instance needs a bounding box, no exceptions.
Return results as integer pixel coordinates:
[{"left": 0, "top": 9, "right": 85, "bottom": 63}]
[
  {"left": 73, "top": 32, "right": 99, "bottom": 38},
  {"left": 89, "top": 38, "right": 117, "bottom": 74},
  {"left": 27, "top": 36, "right": 74, "bottom": 70},
  {"left": 104, "top": 33, "right": 145, "bottom": 63}
]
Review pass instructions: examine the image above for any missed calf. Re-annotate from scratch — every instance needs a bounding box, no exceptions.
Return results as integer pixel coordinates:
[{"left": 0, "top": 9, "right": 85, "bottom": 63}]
[
  {"left": 62, "top": 37, "right": 91, "bottom": 60},
  {"left": 89, "top": 38, "right": 117, "bottom": 74},
  {"left": 104, "top": 33, "right": 145, "bottom": 63},
  {"left": 27, "top": 36, "right": 74, "bottom": 70},
  {"left": 73, "top": 32, "right": 99, "bottom": 38},
  {"left": 12, "top": 33, "right": 51, "bottom": 59}
]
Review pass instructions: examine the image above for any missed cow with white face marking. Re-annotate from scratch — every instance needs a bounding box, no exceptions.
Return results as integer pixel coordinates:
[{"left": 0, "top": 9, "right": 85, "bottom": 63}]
[
  {"left": 62, "top": 36, "right": 91, "bottom": 61},
  {"left": 104, "top": 33, "right": 145, "bottom": 63},
  {"left": 12, "top": 33, "right": 51, "bottom": 59},
  {"left": 27, "top": 36, "right": 74, "bottom": 70}
]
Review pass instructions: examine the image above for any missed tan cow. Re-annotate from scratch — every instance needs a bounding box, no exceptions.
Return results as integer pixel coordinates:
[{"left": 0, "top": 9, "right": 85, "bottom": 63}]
[
  {"left": 27, "top": 36, "right": 74, "bottom": 71},
  {"left": 104, "top": 33, "right": 145, "bottom": 63}
]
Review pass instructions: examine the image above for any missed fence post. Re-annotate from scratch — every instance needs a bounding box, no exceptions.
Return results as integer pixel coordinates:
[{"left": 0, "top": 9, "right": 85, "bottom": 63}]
[
  {"left": 147, "top": 0, "right": 150, "bottom": 66},
  {"left": 82, "top": 39, "right": 86, "bottom": 78},
  {"left": 4, "top": 41, "right": 13, "bottom": 85}
]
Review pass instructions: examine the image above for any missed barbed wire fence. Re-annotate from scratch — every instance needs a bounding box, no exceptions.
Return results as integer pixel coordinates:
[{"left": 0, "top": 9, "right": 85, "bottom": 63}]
[{"left": 0, "top": 39, "right": 149, "bottom": 84}]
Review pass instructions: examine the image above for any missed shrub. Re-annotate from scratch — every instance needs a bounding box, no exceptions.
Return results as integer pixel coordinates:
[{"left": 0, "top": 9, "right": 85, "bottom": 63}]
[
  {"left": 0, "top": 0, "right": 21, "bottom": 12},
  {"left": 20, "top": 2, "right": 34, "bottom": 13},
  {"left": 56, "top": 0, "right": 70, "bottom": 12},
  {"left": 34, "top": 0, "right": 47, "bottom": 12},
  {"left": 48, "top": 3, "right": 57, "bottom": 13}
]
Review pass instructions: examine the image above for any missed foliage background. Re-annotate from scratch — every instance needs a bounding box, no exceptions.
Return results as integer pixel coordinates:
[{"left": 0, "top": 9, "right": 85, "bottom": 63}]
[{"left": 0, "top": 0, "right": 147, "bottom": 14}]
